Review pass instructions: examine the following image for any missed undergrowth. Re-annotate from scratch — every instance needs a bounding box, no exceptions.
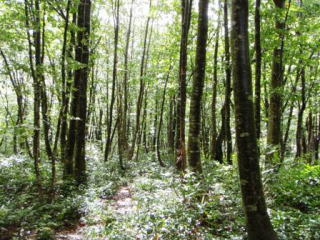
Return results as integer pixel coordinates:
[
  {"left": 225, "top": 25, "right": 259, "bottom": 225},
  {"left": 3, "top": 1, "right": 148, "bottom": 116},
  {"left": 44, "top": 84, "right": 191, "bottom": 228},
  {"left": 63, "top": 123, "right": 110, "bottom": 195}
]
[{"left": 0, "top": 147, "right": 319, "bottom": 239}]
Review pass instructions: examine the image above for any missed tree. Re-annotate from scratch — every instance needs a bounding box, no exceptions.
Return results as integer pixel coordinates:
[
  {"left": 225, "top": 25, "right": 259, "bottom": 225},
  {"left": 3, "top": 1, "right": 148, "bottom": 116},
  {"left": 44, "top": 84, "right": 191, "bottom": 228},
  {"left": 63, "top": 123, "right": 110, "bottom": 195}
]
[
  {"left": 254, "top": 0, "right": 262, "bottom": 139},
  {"left": 267, "top": 0, "right": 287, "bottom": 163},
  {"left": 231, "top": 0, "right": 278, "bottom": 238},
  {"left": 105, "top": 0, "right": 120, "bottom": 162},
  {"left": 129, "top": 0, "right": 152, "bottom": 160},
  {"left": 187, "top": 0, "right": 209, "bottom": 172},
  {"left": 210, "top": 5, "right": 221, "bottom": 162},
  {"left": 176, "top": 0, "right": 193, "bottom": 171},
  {"left": 223, "top": 0, "right": 232, "bottom": 165},
  {"left": 66, "top": 0, "right": 91, "bottom": 184},
  {"left": 24, "top": 0, "right": 42, "bottom": 185},
  {"left": 65, "top": 12, "right": 78, "bottom": 177}
]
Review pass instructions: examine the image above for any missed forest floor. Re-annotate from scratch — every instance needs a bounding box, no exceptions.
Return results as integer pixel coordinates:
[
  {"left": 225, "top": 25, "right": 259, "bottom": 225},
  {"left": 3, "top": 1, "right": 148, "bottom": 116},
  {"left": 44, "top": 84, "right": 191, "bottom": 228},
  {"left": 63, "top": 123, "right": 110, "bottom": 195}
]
[
  {"left": 1, "top": 146, "right": 320, "bottom": 239},
  {"left": 55, "top": 162, "right": 183, "bottom": 240},
  {"left": 55, "top": 185, "right": 134, "bottom": 240}
]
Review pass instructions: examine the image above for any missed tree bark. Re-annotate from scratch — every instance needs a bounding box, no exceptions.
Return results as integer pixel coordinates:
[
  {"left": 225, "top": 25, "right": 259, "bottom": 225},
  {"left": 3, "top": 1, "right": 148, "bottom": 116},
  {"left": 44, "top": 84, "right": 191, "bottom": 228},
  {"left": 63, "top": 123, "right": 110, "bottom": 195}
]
[
  {"left": 24, "top": 0, "right": 41, "bottom": 185},
  {"left": 176, "top": 0, "right": 193, "bottom": 171},
  {"left": 296, "top": 68, "right": 306, "bottom": 158},
  {"left": 266, "top": 0, "right": 287, "bottom": 163},
  {"left": 223, "top": 0, "right": 232, "bottom": 165},
  {"left": 157, "top": 66, "right": 172, "bottom": 167},
  {"left": 187, "top": 0, "right": 209, "bottom": 173},
  {"left": 231, "top": 0, "right": 278, "bottom": 238},
  {"left": 129, "top": 0, "right": 151, "bottom": 160},
  {"left": 68, "top": 0, "right": 91, "bottom": 184},
  {"left": 254, "top": 0, "right": 262, "bottom": 139},
  {"left": 210, "top": 8, "right": 221, "bottom": 161},
  {"left": 64, "top": 13, "right": 77, "bottom": 178},
  {"left": 105, "top": 0, "right": 120, "bottom": 161}
]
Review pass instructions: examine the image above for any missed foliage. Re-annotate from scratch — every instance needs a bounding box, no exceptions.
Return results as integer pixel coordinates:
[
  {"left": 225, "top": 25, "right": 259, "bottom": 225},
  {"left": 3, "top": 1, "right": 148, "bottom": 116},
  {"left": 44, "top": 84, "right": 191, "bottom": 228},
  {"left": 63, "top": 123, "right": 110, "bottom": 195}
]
[
  {"left": 0, "top": 155, "right": 81, "bottom": 239},
  {"left": 269, "top": 163, "right": 320, "bottom": 239}
]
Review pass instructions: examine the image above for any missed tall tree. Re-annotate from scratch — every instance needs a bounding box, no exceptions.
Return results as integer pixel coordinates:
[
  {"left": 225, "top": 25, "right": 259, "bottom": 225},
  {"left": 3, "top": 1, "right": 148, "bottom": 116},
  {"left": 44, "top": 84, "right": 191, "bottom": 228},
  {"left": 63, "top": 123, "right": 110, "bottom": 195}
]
[
  {"left": 231, "top": 0, "right": 278, "bottom": 238},
  {"left": 267, "top": 0, "right": 287, "bottom": 163},
  {"left": 176, "top": 0, "right": 193, "bottom": 171},
  {"left": 105, "top": 0, "right": 120, "bottom": 161},
  {"left": 37, "top": 2, "right": 56, "bottom": 187},
  {"left": 254, "top": 0, "right": 262, "bottom": 139},
  {"left": 223, "top": 0, "right": 232, "bottom": 165},
  {"left": 118, "top": 0, "right": 134, "bottom": 165},
  {"left": 66, "top": 0, "right": 91, "bottom": 184},
  {"left": 24, "top": 0, "right": 41, "bottom": 185},
  {"left": 65, "top": 12, "right": 77, "bottom": 177},
  {"left": 59, "top": 0, "right": 72, "bottom": 166},
  {"left": 210, "top": 6, "right": 221, "bottom": 161},
  {"left": 129, "top": 0, "right": 152, "bottom": 160},
  {"left": 156, "top": 65, "right": 172, "bottom": 167},
  {"left": 187, "top": 0, "right": 209, "bottom": 172}
]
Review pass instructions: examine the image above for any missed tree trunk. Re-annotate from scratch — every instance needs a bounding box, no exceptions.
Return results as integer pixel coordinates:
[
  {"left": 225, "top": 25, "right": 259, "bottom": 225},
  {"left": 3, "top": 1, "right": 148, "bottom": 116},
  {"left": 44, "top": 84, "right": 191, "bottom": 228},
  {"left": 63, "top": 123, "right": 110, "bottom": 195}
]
[
  {"left": 280, "top": 70, "right": 299, "bottom": 161},
  {"left": 157, "top": 66, "right": 171, "bottom": 167},
  {"left": 254, "top": 0, "right": 262, "bottom": 139},
  {"left": 231, "top": 0, "right": 278, "bottom": 238},
  {"left": 187, "top": 0, "right": 209, "bottom": 173},
  {"left": 267, "top": 0, "right": 287, "bottom": 164},
  {"left": 129, "top": 0, "right": 151, "bottom": 160},
  {"left": 70, "top": 0, "right": 91, "bottom": 184},
  {"left": 223, "top": 0, "right": 232, "bottom": 165},
  {"left": 296, "top": 68, "right": 306, "bottom": 158},
  {"left": 24, "top": 0, "right": 41, "bottom": 185},
  {"left": 105, "top": 0, "right": 120, "bottom": 161},
  {"left": 210, "top": 8, "right": 221, "bottom": 161},
  {"left": 65, "top": 13, "right": 78, "bottom": 178},
  {"left": 121, "top": 0, "right": 134, "bottom": 161},
  {"left": 168, "top": 95, "right": 176, "bottom": 155},
  {"left": 176, "top": 0, "right": 193, "bottom": 171}
]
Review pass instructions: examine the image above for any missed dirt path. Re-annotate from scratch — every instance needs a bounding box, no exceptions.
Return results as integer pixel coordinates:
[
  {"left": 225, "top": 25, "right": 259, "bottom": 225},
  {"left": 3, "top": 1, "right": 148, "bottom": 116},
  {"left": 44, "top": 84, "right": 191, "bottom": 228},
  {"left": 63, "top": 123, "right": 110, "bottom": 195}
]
[
  {"left": 110, "top": 186, "right": 134, "bottom": 214},
  {"left": 55, "top": 186, "right": 134, "bottom": 240}
]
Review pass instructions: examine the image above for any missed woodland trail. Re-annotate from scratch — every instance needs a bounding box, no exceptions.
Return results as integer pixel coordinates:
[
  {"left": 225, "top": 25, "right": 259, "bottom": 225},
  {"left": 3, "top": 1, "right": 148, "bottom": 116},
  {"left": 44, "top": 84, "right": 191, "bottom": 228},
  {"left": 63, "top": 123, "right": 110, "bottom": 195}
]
[{"left": 55, "top": 185, "right": 135, "bottom": 240}]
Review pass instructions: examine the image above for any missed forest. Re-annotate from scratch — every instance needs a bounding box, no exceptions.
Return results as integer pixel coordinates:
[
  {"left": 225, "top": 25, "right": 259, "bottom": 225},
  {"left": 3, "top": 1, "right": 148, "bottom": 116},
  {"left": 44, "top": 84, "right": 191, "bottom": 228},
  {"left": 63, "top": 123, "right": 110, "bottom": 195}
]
[{"left": 0, "top": 0, "right": 319, "bottom": 239}]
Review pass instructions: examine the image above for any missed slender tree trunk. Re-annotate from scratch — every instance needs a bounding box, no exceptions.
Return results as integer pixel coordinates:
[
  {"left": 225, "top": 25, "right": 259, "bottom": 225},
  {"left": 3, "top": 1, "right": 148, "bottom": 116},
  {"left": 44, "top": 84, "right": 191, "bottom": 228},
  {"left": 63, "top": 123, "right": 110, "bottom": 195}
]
[
  {"left": 210, "top": 9, "right": 221, "bottom": 161},
  {"left": 231, "top": 1, "right": 278, "bottom": 238},
  {"left": 35, "top": 3, "right": 56, "bottom": 187},
  {"left": 157, "top": 66, "right": 171, "bottom": 167},
  {"left": 129, "top": 0, "right": 151, "bottom": 160},
  {"left": 64, "top": 13, "right": 77, "bottom": 178},
  {"left": 121, "top": 0, "right": 134, "bottom": 160},
  {"left": 176, "top": 0, "right": 193, "bottom": 171},
  {"left": 105, "top": 0, "right": 120, "bottom": 161},
  {"left": 187, "top": 0, "right": 209, "bottom": 173},
  {"left": 267, "top": 0, "right": 287, "bottom": 163},
  {"left": 201, "top": 100, "right": 210, "bottom": 157},
  {"left": 254, "top": 0, "right": 262, "bottom": 139},
  {"left": 296, "top": 68, "right": 306, "bottom": 158},
  {"left": 24, "top": 0, "right": 41, "bottom": 185},
  {"left": 168, "top": 95, "right": 176, "bottom": 155},
  {"left": 315, "top": 115, "right": 320, "bottom": 161},
  {"left": 153, "top": 97, "right": 159, "bottom": 152},
  {"left": 53, "top": 0, "right": 71, "bottom": 158},
  {"left": 280, "top": 70, "right": 299, "bottom": 161},
  {"left": 0, "top": 50, "right": 26, "bottom": 154},
  {"left": 223, "top": 0, "right": 232, "bottom": 165}
]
